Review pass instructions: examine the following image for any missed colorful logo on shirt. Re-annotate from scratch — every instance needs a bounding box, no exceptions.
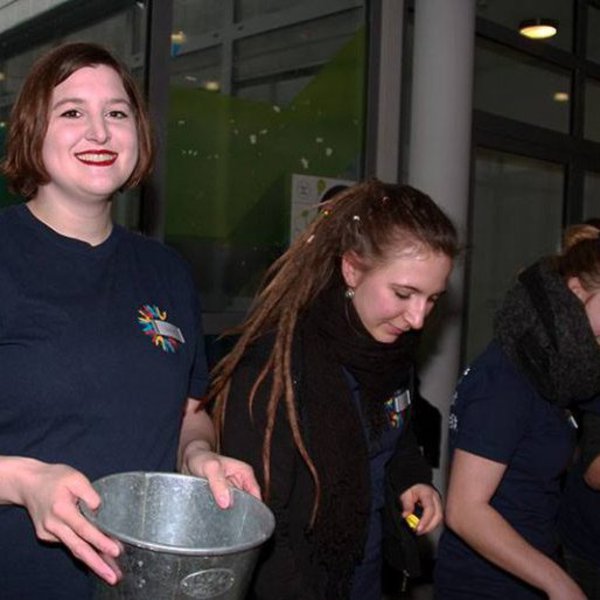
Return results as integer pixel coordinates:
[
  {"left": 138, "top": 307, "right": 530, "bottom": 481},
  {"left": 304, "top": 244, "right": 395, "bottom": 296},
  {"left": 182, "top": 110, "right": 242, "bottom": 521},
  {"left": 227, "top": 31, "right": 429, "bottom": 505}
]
[
  {"left": 137, "top": 304, "right": 185, "bottom": 353},
  {"left": 385, "top": 388, "right": 411, "bottom": 428}
]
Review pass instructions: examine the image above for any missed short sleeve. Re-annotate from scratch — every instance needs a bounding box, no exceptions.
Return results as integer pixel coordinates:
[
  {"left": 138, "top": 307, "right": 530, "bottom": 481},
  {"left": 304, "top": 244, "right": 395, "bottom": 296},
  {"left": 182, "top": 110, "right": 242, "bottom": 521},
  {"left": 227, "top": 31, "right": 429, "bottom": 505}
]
[{"left": 449, "top": 349, "right": 535, "bottom": 465}]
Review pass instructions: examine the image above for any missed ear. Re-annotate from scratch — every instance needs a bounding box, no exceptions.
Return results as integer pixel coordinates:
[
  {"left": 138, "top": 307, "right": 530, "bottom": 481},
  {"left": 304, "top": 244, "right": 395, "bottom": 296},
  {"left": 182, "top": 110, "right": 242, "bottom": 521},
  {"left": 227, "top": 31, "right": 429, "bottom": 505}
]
[
  {"left": 341, "top": 251, "right": 363, "bottom": 288},
  {"left": 567, "top": 276, "right": 589, "bottom": 302}
]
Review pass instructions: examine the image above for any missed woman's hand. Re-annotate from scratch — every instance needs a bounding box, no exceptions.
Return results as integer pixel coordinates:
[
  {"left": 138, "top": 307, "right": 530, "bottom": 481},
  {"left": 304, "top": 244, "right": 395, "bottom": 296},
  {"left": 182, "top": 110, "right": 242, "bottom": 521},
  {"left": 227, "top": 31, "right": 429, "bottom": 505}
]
[
  {"left": 547, "top": 578, "right": 587, "bottom": 600},
  {"left": 178, "top": 398, "right": 262, "bottom": 509},
  {"left": 180, "top": 440, "right": 261, "bottom": 508},
  {"left": 8, "top": 458, "right": 121, "bottom": 584},
  {"left": 399, "top": 483, "right": 443, "bottom": 534}
]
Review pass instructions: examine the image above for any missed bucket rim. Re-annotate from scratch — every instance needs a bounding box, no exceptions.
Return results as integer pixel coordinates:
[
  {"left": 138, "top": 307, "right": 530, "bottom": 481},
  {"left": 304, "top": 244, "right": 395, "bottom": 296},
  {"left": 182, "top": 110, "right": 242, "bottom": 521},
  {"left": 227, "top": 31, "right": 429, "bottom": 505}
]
[{"left": 80, "top": 471, "right": 275, "bottom": 556}]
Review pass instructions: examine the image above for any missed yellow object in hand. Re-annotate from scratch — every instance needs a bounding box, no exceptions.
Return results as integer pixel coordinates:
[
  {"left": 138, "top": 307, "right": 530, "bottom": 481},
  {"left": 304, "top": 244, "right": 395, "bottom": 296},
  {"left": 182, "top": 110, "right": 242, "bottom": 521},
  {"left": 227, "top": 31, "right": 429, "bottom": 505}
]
[{"left": 405, "top": 513, "right": 420, "bottom": 530}]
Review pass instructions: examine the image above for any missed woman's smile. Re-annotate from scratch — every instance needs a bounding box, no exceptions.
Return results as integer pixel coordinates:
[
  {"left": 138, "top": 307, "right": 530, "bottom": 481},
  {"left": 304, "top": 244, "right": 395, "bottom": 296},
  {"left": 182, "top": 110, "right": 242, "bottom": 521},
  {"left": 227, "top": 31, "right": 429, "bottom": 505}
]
[{"left": 74, "top": 150, "right": 119, "bottom": 166}]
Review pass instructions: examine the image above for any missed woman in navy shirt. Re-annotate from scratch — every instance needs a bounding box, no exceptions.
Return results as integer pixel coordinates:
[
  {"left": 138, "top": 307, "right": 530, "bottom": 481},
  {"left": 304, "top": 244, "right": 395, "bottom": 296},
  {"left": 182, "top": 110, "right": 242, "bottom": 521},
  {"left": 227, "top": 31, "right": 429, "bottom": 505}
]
[
  {"left": 0, "top": 42, "right": 259, "bottom": 599},
  {"left": 435, "top": 224, "right": 600, "bottom": 599}
]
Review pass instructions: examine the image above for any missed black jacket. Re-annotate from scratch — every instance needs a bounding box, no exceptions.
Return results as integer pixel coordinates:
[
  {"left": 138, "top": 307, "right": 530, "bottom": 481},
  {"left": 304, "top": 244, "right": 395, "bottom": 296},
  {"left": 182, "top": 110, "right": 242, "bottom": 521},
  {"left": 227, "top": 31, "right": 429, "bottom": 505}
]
[{"left": 220, "top": 336, "right": 432, "bottom": 600}]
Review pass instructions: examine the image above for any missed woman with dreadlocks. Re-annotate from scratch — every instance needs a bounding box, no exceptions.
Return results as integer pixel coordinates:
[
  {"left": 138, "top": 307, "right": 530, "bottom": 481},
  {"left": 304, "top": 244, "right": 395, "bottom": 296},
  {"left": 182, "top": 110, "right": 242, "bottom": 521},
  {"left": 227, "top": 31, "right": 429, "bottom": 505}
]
[{"left": 210, "top": 179, "right": 458, "bottom": 600}]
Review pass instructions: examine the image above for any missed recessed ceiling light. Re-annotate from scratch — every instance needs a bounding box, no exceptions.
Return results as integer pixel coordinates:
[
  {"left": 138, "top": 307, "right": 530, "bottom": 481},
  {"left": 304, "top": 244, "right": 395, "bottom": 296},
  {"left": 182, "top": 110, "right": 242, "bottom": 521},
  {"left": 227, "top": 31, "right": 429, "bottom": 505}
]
[
  {"left": 519, "top": 18, "right": 558, "bottom": 39},
  {"left": 553, "top": 92, "right": 569, "bottom": 102}
]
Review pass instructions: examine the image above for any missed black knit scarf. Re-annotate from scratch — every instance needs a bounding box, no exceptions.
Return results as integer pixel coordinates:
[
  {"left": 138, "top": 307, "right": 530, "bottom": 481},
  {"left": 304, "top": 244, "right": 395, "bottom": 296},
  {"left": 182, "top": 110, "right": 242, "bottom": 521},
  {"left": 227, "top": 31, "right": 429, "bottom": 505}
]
[
  {"left": 297, "top": 274, "right": 419, "bottom": 598},
  {"left": 494, "top": 258, "right": 600, "bottom": 406}
]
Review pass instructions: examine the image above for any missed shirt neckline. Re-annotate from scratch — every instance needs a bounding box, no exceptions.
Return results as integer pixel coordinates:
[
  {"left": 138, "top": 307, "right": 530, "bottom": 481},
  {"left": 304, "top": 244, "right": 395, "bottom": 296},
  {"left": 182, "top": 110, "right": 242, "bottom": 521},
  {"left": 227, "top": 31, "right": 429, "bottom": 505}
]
[{"left": 15, "top": 202, "right": 122, "bottom": 257}]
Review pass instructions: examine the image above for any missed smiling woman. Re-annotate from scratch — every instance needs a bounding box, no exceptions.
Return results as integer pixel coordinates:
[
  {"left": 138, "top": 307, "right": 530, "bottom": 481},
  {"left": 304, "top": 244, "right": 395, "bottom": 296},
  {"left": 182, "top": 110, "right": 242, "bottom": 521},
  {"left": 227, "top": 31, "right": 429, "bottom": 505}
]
[
  {"left": 0, "top": 42, "right": 260, "bottom": 600},
  {"left": 38, "top": 65, "right": 139, "bottom": 221},
  {"left": 3, "top": 43, "right": 153, "bottom": 204}
]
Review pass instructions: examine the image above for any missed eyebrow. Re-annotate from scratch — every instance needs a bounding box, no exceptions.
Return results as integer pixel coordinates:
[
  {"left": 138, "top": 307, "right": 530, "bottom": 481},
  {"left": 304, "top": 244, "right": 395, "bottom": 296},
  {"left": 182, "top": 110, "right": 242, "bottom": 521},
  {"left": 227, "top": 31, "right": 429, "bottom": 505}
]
[
  {"left": 393, "top": 284, "right": 448, "bottom": 297},
  {"left": 51, "top": 97, "right": 132, "bottom": 110}
]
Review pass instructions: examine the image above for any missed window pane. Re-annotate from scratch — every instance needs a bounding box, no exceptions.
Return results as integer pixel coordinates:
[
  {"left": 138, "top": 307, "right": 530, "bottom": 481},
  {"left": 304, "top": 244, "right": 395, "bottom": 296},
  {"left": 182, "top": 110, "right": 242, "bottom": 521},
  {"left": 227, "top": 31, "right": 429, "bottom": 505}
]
[
  {"left": 170, "top": 45, "right": 221, "bottom": 91},
  {"left": 165, "top": 2, "right": 367, "bottom": 327},
  {"left": 466, "top": 148, "right": 564, "bottom": 361},
  {"left": 476, "top": 0, "right": 573, "bottom": 53},
  {"left": 236, "top": 0, "right": 306, "bottom": 21},
  {"left": 172, "top": 0, "right": 224, "bottom": 35},
  {"left": 474, "top": 38, "right": 571, "bottom": 132},
  {"left": 583, "top": 171, "right": 600, "bottom": 221},
  {"left": 234, "top": 10, "right": 362, "bottom": 90},
  {"left": 585, "top": 78, "right": 600, "bottom": 142},
  {"left": 587, "top": 5, "right": 600, "bottom": 64}
]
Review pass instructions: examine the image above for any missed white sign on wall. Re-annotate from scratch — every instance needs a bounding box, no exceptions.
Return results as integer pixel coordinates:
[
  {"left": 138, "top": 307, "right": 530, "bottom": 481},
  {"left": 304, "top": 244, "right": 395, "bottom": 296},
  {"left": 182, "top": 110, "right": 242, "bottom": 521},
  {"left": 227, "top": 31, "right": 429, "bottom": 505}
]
[{"left": 290, "top": 173, "right": 355, "bottom": 242}]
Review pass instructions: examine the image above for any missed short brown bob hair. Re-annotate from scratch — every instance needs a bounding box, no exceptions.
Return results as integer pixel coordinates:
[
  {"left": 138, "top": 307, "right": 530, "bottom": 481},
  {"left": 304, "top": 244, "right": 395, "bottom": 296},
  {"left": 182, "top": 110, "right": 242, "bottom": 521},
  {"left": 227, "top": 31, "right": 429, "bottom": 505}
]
[{"left": 2, "top": 42, "right": 154, "bottom": 199}]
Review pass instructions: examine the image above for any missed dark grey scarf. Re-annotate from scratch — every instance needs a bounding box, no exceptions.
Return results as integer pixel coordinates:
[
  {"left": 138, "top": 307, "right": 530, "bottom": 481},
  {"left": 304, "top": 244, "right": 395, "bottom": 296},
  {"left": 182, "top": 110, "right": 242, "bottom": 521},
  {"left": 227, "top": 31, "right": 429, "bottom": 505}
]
[{"left": 494, "top": 258, "right": 600, "bottom": 406}]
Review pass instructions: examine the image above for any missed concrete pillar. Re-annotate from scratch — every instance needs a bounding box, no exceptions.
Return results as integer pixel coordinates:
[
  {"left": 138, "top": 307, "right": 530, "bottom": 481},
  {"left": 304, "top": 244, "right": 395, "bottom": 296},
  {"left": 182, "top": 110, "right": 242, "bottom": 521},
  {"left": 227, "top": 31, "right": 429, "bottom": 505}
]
[{"left": 407, "top": 0, "right": 476, "bottom": 495}]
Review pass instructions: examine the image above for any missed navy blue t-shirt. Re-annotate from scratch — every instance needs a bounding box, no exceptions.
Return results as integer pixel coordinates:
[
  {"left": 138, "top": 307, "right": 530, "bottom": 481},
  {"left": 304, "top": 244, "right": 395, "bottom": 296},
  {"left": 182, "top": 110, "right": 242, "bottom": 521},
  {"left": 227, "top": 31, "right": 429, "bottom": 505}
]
[
  {"left": 435, "top": 341, "right": 575, "bottom": 599},
  {"left": 346, "top": 369, "right": 410, "bottom": 600},
  {"left": 0, "top": 204, "right": 208, "bottom": 599},
  {"left": 558, "top": 397, "right": 600, "bottom": 565}
]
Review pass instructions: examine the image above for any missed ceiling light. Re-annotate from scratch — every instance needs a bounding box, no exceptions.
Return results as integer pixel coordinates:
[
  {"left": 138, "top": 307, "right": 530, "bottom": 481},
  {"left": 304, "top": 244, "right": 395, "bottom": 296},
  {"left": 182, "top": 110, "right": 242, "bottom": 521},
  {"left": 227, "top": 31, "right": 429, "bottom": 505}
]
[
  {"left": 553, "top": 92, "right": 569, "bottom": 103},
  {"left": 519, "top": 18, "right": 558, "bottom": 40}
]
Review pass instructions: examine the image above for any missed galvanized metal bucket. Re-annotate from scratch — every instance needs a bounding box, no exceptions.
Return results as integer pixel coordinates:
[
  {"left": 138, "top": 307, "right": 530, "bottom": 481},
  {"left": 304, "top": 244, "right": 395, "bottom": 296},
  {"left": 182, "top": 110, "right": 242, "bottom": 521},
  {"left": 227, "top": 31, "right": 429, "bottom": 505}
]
[{"left": 81, "top": 471, "right": 275, "bottom": 600}]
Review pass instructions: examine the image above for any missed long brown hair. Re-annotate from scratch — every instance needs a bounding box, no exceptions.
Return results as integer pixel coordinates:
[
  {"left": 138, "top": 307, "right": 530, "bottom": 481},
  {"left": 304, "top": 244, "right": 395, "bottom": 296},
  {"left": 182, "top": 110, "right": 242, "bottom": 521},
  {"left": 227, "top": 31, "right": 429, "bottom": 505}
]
[{"left": 210, "top": 179, "right": 458, "bottom": 522}]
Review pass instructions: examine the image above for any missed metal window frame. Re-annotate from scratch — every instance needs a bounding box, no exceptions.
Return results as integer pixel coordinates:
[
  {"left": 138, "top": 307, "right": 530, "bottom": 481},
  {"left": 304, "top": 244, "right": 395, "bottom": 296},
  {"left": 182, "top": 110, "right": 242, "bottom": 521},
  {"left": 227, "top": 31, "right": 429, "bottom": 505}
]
[
  {"left": 141, "top": 0, "right": 174, "bottom": 239},
  {"left": 473, "top": 0, "right": 600, "bottom": 227},
  {"left": 142, "top": 0, "right": 375, "bottom": 238}
]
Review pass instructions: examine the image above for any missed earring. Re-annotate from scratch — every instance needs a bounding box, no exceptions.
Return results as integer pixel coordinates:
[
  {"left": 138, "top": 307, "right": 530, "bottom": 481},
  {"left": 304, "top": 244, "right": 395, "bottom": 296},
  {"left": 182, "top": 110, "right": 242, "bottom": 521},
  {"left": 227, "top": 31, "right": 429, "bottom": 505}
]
[{"left": 344, "top": 288, "right": 355, "bottom": 300}]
